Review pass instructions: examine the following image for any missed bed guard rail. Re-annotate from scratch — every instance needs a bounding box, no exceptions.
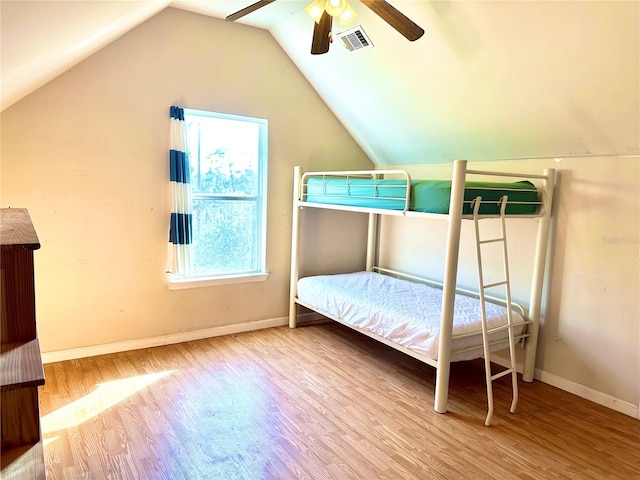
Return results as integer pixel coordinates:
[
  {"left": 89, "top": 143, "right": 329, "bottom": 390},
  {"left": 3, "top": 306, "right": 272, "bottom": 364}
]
[
  {"left": 372, "top": 266, "right": 527, "bottom": 319},
  {"left": 462, "top": 168, "right": 550, "bottom": 217},
  {"left": 297, "top": 165, "right": 553, "bottom": 217},
  {"left": 299, "top": 169, "right": 413, "bottom": 213}
]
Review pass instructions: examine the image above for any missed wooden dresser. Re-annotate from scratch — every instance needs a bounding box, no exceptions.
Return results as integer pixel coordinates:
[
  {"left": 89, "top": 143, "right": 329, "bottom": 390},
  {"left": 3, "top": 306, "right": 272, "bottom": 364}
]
[{"left": 1, "top": 208, "right": 46, "bottom": 478}]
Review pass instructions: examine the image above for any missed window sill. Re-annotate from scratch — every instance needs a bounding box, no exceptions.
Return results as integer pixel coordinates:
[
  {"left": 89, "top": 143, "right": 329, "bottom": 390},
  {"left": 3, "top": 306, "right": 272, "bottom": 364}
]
[{"left": 167, "top": 272, "right": 270, "bottom": 290}]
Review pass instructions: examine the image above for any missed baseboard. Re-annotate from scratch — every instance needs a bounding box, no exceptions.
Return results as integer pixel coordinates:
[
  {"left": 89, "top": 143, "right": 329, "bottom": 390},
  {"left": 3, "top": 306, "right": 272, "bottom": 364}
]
[
  {"left": 41, "top": 313, "right": 321, "bottom": 364},
  {"left": 491, "top": 351, "right": 638, "bottom": 419},
  {"left": 533, "top": 368, "right": 638, "bottom": 419},
  {"left": 42, "top": 318, "right": 639, "bottom": 420}
]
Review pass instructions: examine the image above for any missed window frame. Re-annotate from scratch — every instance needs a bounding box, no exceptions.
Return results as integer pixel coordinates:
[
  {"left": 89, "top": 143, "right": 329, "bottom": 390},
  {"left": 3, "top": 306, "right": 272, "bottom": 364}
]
[{"left": 167, "top": 108, "right": 269, "bottom": 289}]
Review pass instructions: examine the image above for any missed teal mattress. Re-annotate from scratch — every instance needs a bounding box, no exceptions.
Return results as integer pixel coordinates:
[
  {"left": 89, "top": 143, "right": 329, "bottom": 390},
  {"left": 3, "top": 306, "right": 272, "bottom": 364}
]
[{"left": 305, "top": 177, "right": 539, "bottom": 214}]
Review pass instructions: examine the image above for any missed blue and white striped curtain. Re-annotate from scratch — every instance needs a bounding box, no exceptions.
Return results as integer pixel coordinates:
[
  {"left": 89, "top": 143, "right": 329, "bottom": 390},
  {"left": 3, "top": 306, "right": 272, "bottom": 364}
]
[{"left": 167, "top": 106, "right": 193, "bottom": 275}]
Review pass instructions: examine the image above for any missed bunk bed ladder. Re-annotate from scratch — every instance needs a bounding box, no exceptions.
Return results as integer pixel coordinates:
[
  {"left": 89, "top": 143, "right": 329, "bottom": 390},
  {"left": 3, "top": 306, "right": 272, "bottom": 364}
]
[{"left": 472, "top": 195, "right": 519, "bottom": 426}]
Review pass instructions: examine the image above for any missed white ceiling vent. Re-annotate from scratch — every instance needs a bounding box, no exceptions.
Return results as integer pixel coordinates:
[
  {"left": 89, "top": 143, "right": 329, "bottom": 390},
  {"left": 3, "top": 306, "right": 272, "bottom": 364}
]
[{"left": 336, "top": 26, "right": 373, "bottom": 53}]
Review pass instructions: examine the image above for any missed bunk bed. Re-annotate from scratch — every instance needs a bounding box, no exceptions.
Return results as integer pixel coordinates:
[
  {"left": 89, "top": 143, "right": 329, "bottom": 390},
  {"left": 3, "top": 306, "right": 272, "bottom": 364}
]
[{"left": 289, "top": 159, "right": 556, "bottom": 425}]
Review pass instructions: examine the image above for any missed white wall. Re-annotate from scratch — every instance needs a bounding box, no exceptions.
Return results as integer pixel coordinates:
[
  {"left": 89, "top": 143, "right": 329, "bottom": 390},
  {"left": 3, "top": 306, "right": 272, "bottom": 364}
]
[
  {"left": 0, "top": 8, "right": 372, "bottom": 353},
  {"left": 379, "top": 157, "right": 639, "bottom": 414}
]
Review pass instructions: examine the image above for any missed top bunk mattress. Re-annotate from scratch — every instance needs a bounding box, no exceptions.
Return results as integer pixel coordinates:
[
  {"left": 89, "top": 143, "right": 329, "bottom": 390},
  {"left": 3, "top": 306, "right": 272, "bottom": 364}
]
[
  {"left": 304, "top": 177, "right": 538, "bottom": 214},
  {"left": 297, "top": 271, "right": 525, "bottom": 362}
]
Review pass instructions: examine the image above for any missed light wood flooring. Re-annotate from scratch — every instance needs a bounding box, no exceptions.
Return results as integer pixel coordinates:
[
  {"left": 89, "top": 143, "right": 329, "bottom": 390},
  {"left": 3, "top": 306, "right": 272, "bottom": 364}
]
[{"left": 38, "top": 322, "right": 639, "bottom": 480}]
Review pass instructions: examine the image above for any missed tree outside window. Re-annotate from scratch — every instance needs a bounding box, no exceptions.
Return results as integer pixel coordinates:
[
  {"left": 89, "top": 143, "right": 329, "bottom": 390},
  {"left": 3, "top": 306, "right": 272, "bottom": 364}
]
[{"left": 184, "top": 109, "right": 268, "bottom": 277}]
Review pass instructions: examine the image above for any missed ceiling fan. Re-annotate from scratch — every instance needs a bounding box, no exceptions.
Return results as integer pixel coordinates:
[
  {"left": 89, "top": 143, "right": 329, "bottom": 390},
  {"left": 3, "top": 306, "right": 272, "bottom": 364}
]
[{"left": 226, "top": 0, "right": 424, "bottom": 55}]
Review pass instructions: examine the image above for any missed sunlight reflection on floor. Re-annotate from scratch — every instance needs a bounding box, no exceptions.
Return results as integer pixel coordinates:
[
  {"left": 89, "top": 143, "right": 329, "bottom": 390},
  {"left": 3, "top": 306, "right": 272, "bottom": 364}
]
[{"left": 41, "top": 370, "right": 175, "bottom": 440}]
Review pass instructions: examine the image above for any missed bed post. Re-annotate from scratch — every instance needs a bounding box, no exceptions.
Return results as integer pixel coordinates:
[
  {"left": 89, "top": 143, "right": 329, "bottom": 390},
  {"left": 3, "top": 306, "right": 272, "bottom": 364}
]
[
  {"left": 522, "top": 167, "right": 556, "bottom": 381},
  {"left": 434, "top": 159, "right": 467, "bottom": 413},
  {"left": 289, "top": 166, "right": 303, "bottom": 328},
  {"left": 366, "top": 213, "right": 378, "bottom": 271},
  {"left": 366, "top": 171, "right": 383, "bottom": 271}
]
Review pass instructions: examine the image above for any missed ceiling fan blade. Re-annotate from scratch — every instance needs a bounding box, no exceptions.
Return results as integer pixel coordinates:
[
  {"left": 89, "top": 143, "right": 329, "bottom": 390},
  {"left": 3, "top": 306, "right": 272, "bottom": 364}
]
[
  {"left": 311, "top": 11, "right": 332, "bottom": 55},
  {"left": 226, "top": 0, "right": 276, "bottom": 22},
  {"left": 360, "top": 0, "right": 424, "bottom": 41}
]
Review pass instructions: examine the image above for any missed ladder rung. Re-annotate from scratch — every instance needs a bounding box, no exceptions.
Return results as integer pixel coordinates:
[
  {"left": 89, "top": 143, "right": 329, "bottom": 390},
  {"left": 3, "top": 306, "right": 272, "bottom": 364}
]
[
  {"left": 491, "top": 368, "right": 515, "bottom": 381},
  {"left": 479, "top": 237, "right": 504, "bottom": 245},
  {"left": 482, "top": 280, "right": 507, "bottom": 289},
  {"left": 486, "top": 324, "right": 513, "bottom": 335}
]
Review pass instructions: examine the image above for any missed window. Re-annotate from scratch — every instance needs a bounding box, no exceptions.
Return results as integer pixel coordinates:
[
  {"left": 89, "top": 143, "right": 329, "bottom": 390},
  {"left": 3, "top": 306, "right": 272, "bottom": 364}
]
[{"left": 176, "top": 109, "right": 268, "bottom": 286}]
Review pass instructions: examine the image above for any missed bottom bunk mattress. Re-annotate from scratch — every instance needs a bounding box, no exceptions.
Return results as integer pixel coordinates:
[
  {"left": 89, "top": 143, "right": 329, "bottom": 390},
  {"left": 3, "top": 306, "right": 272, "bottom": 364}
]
[{"left": 297, "top": 271, "right": 525, "bottom": 362}]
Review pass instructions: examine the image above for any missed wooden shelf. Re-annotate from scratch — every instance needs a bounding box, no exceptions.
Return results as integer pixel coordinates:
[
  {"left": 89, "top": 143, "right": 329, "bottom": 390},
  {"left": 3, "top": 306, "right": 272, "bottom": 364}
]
[
  {"left": 0, "top": 338, "right": 45, "bottom": 391},
  {"left": 1, "top": 208, "right": 46, "bottom": 477},
  {"left": 0, "top": 208, "right": 40, "bottom": 250},
  {"left": 0, "top": 440, "right": 46, "bottom": 479}
]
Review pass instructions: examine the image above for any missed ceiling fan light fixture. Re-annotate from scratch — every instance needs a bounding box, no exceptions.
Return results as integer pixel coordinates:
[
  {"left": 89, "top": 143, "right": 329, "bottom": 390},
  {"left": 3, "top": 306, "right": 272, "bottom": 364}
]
[
  {"left": 305, "top": 0, "right": 326, "bottom": 23},
  {"left": 338, "top": 4, "right": 358, "bottom": 25},
  {"left": 307, "top": 0, "right": 355, "bottom": 24},
  {"left": 324, "top": 0, "right": 347, "bottom": 17}
]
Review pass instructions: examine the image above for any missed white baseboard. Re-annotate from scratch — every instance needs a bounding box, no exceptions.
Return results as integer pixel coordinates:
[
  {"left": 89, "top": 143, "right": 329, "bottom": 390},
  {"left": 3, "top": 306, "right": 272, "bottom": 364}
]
[
  {"left": 41, "top": 313, "right": 321, "bottom": 364},
  {"left": 533, "top": 368, "right": 638, "bottom": 419},
  {"left": 42, "top": 318, "right": 638, "bottom": 420},
  {"left": 491, "top": 352, "right": 638, "bottom": 419}
]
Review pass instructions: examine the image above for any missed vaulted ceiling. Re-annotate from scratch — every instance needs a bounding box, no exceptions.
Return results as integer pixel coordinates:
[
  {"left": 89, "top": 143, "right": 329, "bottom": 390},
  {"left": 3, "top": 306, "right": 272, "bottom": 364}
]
[{"left": 2, "top": 0, "right": 639, "bottom": 165}]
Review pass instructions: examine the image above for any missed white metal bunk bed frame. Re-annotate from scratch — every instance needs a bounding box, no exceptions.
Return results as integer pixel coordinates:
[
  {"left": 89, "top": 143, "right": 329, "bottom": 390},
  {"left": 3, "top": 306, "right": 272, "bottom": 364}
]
[{"left": 289, "top": 159, "right": 556, "bottom": 422}]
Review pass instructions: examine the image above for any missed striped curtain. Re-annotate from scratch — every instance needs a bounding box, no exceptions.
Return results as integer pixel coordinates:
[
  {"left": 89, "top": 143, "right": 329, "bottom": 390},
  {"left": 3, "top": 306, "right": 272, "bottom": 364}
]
[{"left": 167, "top": 106, "right": 193, "bottom": 275}]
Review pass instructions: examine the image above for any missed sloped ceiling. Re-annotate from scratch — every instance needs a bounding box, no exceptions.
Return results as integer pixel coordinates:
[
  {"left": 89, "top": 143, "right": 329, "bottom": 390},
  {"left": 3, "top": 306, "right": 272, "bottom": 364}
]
[{"left": 2, "top": 0, "right": 639, "bottom": 166}]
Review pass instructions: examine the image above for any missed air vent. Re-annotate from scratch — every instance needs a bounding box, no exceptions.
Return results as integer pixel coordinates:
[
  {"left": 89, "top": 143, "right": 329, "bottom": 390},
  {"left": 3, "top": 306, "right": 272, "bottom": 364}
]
[{"left": 336, "top": 26, "right": 373, "bottom": 53}]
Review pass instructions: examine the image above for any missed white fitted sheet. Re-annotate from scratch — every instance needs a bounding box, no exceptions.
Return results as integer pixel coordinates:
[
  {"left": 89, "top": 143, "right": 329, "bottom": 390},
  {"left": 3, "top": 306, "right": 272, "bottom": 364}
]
[{"left": 297, "top": 271, "right": 525, "bottom": 362}]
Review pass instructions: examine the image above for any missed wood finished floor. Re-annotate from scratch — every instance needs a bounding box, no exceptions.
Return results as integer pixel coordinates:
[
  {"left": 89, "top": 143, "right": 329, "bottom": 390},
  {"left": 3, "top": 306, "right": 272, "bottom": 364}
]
[{"left": 39, "top": 322, "right": 639, "bottom": 480}]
